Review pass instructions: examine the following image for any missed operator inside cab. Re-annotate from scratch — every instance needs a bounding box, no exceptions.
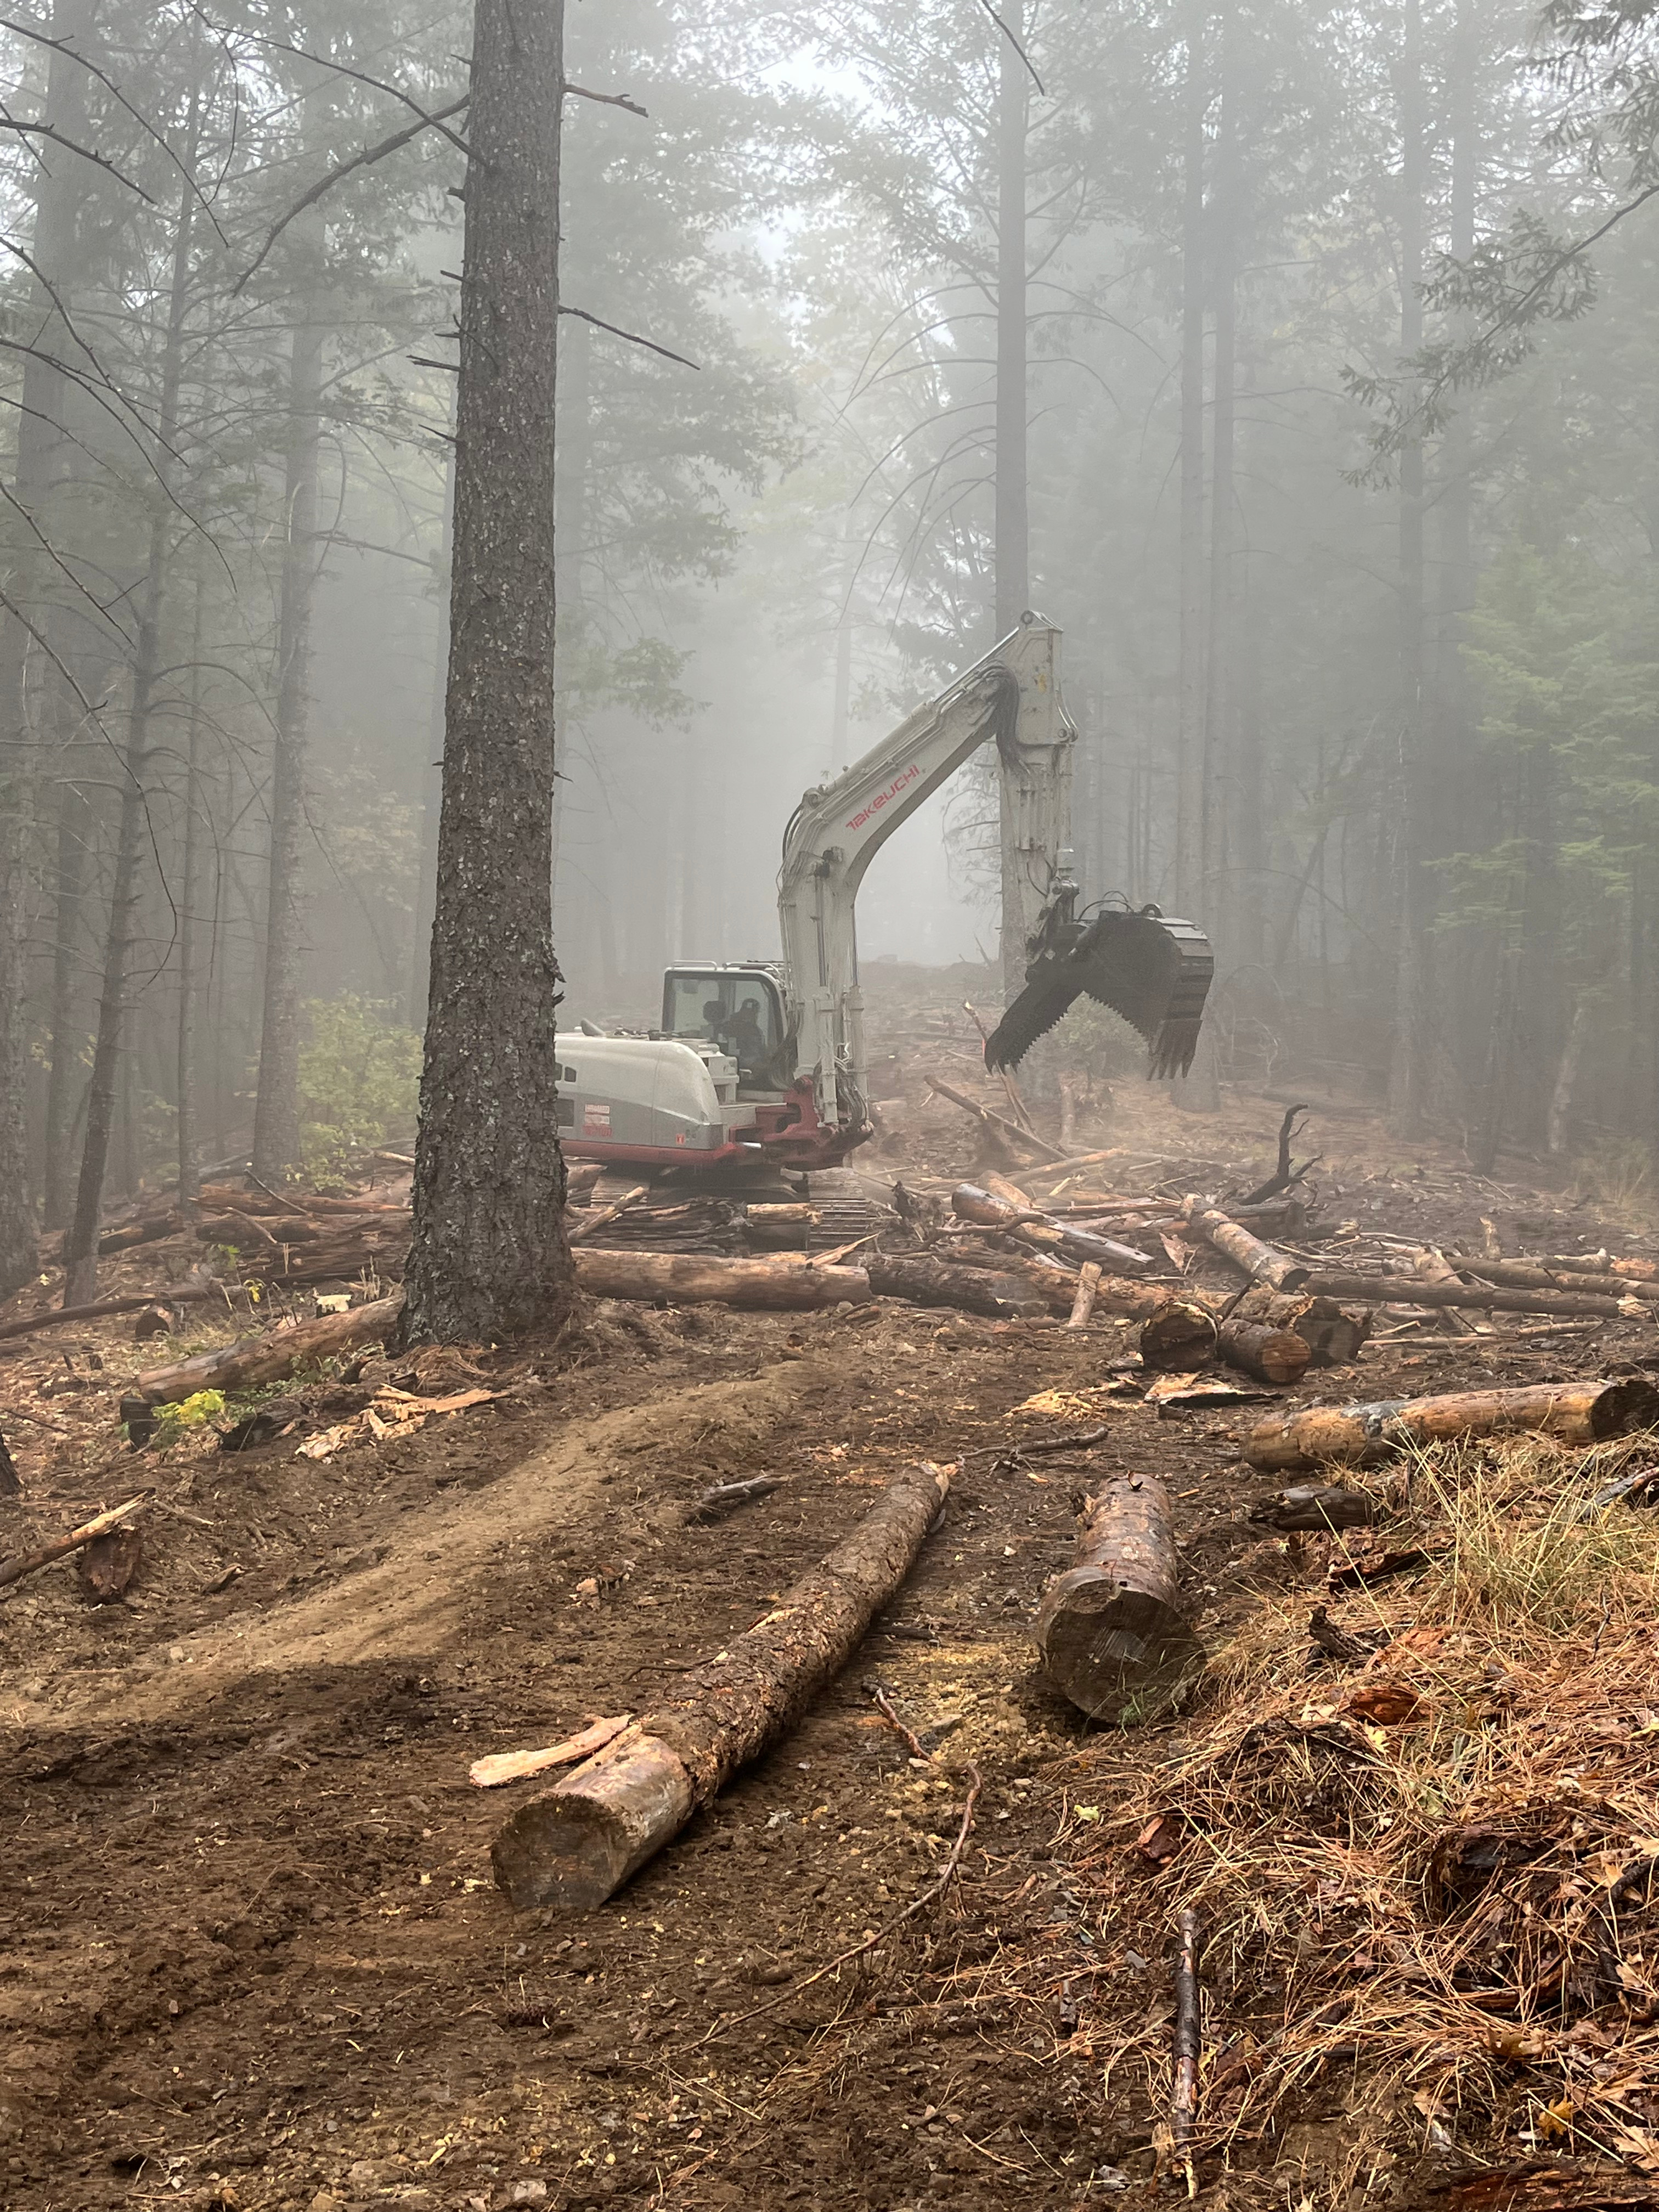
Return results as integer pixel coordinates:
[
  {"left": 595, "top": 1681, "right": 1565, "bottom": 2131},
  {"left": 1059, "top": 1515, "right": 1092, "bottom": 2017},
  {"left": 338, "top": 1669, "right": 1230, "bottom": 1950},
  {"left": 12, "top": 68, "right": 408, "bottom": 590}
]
[{"left": 701, "top": 995, "right": 765, "bottom": 1077}]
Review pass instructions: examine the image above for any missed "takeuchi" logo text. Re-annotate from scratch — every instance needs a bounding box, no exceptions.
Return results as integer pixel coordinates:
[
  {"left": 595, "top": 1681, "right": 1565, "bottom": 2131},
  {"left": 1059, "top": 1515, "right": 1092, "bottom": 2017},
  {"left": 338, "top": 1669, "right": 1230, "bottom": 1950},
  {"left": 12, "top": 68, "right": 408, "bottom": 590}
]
[{"left": 846, "top": 762, "right": 921, "bottom": 832}]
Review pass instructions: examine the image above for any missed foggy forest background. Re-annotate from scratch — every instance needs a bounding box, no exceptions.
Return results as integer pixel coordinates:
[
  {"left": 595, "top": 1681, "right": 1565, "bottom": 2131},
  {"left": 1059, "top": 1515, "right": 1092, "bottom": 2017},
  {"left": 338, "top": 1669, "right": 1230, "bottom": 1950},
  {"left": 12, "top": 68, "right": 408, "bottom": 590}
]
[{"left": 2, "top": 0, "right": 1657, "bottom": 1290}]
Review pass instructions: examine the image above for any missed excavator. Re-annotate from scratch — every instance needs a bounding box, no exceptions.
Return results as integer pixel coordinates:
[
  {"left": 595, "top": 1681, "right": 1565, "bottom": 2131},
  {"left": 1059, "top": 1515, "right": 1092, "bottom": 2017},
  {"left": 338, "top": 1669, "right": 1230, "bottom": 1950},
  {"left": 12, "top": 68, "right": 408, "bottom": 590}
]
[{"left": 555, "top": 611, "right": 1213, "bottom": 1175}]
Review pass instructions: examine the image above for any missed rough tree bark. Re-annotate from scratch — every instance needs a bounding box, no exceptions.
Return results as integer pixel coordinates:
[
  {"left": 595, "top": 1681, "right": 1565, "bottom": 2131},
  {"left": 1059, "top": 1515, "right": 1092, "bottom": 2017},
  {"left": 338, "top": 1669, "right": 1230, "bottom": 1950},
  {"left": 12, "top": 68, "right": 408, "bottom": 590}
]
[
  {"left": 251, "top": 213, "right": 325, "bottom": 1183},
  {"left": 400, "top": 0, "right": 572, "bottom": 1344}
]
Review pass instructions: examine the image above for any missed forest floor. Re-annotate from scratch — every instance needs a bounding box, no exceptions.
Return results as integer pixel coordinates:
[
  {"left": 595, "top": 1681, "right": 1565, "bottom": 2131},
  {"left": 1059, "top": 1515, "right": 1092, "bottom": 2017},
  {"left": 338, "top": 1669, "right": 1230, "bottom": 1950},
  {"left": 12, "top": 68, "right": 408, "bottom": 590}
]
[{"left": 5, "top": 996, "right": 1659, "bottom": 2212}]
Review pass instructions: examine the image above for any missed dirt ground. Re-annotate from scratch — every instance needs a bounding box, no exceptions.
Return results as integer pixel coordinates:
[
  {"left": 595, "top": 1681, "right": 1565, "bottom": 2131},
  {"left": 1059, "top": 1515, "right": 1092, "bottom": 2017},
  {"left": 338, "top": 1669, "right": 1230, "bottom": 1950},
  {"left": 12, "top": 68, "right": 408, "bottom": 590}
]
[{"left": 3, "top": 1057, "right": 1656, "bottom": 2212}]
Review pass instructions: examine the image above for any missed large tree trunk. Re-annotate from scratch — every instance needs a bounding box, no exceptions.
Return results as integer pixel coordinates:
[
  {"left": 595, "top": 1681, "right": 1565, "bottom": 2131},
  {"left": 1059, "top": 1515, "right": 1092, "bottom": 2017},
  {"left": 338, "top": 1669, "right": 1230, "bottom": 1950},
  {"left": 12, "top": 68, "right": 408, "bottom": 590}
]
[
  {"left": 995, "top": 1, "right": 1031, "bottom": 1006},
  {"left": 492, "top": 1462, "right": 951, "bottom": 1910},
  {"left": 400, "top": 0, "right": 572, "bottom": 1346},
  {"left": 42, "top": 774, "right": 93, "bottom": 1229},
  {"left": 251, "top": 226, "right": 325, "bottom": 1183},
  {"left": 0, "top": 0, "right": 102, "bottom": 1293}
]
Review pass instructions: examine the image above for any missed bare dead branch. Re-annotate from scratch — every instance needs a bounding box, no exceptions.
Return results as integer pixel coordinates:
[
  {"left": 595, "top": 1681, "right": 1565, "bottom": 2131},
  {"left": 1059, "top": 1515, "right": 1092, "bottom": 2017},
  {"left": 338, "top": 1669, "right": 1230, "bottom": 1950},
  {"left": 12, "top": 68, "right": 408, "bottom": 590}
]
[
  {"left": 242, "top": 33, "right": 470, "bottom": 154},
  {"left": 0, "top": 102, "right": 154, "bottom": 201},
  {"left": 0, "top": 11, "right": 230, "bottom": 245},
  {"left": 234, "top": 93, "right": 472, "bottom": 295},
  {"left": 973, "top": 0, "right": 1046, "bottom": 95},
  {"left": 564, "top": 81, "right": 647, "bottom": 117},
  {"left": 559, "top": 304, "right": 701, "bottom": 370}
]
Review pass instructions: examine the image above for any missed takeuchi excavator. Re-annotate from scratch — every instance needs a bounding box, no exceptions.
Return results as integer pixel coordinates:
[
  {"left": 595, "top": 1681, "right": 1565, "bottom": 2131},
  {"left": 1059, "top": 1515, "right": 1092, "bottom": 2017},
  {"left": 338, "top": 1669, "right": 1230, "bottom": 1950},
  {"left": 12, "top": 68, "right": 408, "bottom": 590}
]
[{"left": 554, "top": 611, "right": 1213, "bottom": 1174}]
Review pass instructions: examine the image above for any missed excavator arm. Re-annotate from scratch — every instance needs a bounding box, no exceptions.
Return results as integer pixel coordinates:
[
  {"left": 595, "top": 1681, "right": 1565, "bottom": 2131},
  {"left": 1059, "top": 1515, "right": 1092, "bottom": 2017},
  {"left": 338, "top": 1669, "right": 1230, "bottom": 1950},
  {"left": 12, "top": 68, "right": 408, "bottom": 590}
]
[
  {"left": 775, "top": 609, "right": 1213, "bottom": 1150},
  {"left": 776, "top": 613, "right": 1076, "bottom": 1138}
]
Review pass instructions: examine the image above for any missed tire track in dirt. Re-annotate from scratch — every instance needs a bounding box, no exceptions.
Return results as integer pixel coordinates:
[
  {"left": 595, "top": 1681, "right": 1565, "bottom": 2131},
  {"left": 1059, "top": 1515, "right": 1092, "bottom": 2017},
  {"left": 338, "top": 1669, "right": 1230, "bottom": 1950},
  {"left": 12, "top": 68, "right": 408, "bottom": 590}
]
[{"left": 26, "top": 1362, "right": 821, "bottom": 1730}]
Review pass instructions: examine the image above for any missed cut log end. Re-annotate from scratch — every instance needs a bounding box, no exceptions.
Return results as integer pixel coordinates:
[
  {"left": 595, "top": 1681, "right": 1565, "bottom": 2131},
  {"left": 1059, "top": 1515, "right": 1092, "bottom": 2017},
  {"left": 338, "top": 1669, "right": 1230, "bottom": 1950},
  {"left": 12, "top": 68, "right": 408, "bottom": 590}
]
[
  {"left": 491, "top": 1733, "right": 695, "bottom": 1912},
  {"left": 1037, "top": 1576, "right": 1205, "bottom": 1722}
]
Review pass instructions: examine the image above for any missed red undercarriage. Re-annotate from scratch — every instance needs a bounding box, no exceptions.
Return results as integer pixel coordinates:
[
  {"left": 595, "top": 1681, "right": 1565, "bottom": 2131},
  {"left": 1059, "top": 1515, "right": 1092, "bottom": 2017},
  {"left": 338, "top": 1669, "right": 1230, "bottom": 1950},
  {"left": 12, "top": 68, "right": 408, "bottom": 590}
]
[{"left": 562, "top": 1077, "right": 869, "bottom": 1176}]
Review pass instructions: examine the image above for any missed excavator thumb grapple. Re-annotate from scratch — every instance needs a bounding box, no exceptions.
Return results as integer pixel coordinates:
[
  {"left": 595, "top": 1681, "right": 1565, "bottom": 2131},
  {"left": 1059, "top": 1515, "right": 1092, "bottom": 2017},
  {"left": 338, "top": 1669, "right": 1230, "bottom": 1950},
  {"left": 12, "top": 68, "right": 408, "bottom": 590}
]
[{"left": 984, "top": 898, "right": 1214, "bottom": 1081}]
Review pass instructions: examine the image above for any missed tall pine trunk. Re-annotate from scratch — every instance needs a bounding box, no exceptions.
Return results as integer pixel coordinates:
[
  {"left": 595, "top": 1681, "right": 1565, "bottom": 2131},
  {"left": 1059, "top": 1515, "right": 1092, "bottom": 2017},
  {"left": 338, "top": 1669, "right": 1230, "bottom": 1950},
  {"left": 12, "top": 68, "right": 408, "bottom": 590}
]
[
  {"left": 252, "top": 227, "right": 325, "bottom": 1182},
  {"left": 0, "top": 0, "right": 101, "bottom": 1293},
  {"left": 1173, "top": 0, "right": 1207, "bottom": 916},
  {"left": 177, "top": 560, "right": 208, "bottom": 1207},
  {"left": 1389, "top": 0, "right": 1429, "bottom": 1137},
  {"left": 63, "top": 136, "right": 198, "bottom": 1302},
  {"left": 995, "top": 2, "right": 1031, "bottom": 1007},
  {"left": 400, "top": 0, "right": 571, "bottom": 1345}
]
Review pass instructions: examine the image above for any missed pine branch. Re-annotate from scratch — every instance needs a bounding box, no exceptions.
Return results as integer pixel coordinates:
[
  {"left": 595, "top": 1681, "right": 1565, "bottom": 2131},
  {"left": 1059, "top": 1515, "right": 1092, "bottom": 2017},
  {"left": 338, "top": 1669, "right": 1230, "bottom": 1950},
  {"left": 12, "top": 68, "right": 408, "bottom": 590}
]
[{"left": 559, "top": 306, "right": 701, "bottom": 370}]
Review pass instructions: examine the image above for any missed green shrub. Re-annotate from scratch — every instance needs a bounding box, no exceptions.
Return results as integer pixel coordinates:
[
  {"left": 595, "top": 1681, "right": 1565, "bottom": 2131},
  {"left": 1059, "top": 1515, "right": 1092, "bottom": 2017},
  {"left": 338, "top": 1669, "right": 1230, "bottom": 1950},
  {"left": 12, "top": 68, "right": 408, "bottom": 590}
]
[{"left": 300, "top": 995, "right": 421, "bottom": 1181}]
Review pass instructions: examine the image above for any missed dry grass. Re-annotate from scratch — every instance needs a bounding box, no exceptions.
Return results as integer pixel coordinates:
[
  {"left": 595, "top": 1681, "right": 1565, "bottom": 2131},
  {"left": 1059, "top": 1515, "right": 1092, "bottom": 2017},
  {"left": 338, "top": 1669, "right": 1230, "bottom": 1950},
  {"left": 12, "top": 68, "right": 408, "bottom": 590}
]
[{"left": 1058, "top": 1432, "right": 1659, "bottom": 2197}]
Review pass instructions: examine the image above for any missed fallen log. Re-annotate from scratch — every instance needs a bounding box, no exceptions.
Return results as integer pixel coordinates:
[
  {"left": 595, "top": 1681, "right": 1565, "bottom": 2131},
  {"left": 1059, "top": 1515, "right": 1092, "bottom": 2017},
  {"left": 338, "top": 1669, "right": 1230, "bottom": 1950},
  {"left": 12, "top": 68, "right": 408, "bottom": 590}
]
[
  {"left": 1034, "top": 1473, "right": 1204, "bottom": 1721},
  {"left": 492, "top": 1461, "right": 952, "bottom": 1910},
  {"left": 865, "top": 1252, "right": 1044, "bottom": 1318},
  {"left": 573, "top": 1249, "right": 872, "bottom": 1310},
  {"left": 1068, "top": 1261, "right": 1103, "bottom": 1329},
  {"left": 1527, "top": 1250, "right": 1656, "bottom": 1281},
  {"left": 1249, "top": 1483, "right": 1378, "bottom": 1532},
  {"left": 121, "top": 1293, "right": 405, "bottom": 1420},
  {"left": 952, "top": 1183, "right": 1153, "bottom": 1272},
  {"left": 1454, "top": 1257, "right": 1659, "bottom": 1306},
  {"left": 0, "top": 1495, "right": 151, "bottom": 1592},
  {"left": 1260, "top": 1293, "right": 1372, "bottom": 1368},
  {"left": 1302, "top": 1271, "right": 1641, "bottom": 1321},
  {"left": 470, "top": 1714, "right": 633, "bottom": 1790},
  {"left": 1215, "top": 1317, "right": 1311, "bottom": 1386},
  {"left": 1182, "top": 1200, "right": 1310, "bottom": 1291},
  {"left": 0, "top": 1284, "right": 229, "bottom": 1346},
  {"left": 1243, "top": 1375, "right": 1659, "bottom": 1472},
  {"left": 1139, "top": 1300, "right": 1219, "bottom": 1370},
  {"left": 926, "top": 1074, "right": 1066, "bottom": 1162}
]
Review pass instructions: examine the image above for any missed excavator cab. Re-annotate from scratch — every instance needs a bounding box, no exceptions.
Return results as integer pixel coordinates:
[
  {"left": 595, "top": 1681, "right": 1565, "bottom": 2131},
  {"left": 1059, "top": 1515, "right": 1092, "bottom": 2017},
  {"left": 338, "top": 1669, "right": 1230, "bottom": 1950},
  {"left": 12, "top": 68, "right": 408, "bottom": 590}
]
[{"left": 663, "top": 966, "right": 788, "bottom": 1091}]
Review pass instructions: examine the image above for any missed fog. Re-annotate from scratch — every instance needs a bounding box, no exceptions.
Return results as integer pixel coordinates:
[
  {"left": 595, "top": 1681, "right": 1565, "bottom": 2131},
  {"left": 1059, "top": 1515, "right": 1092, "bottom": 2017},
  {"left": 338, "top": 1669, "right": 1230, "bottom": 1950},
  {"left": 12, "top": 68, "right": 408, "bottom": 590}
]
[{"left": 4, "top": 0, "right": 1659, "bottom": 1284}]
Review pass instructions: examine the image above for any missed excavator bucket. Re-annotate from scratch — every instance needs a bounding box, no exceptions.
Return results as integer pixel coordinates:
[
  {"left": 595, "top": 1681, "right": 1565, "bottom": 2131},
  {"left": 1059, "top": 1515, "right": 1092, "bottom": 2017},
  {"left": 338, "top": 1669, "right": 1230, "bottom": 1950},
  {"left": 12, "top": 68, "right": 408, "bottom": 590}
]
[{"left": 984, "top": 904, "right": 1214, "bottom": 1080}]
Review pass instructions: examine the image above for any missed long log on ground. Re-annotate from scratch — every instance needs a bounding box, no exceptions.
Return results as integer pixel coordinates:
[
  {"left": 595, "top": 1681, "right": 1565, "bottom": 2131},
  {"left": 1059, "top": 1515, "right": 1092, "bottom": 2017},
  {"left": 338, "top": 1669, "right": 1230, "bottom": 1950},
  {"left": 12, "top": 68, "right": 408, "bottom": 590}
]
[
  {"left": 121, "top": 1293, "right": 405, "bottom": 1418},
  {"left": 926, "top": 1075, "right": 1067, "bottom": 1162},
  {"left": 1453, "top": 1257, "right": 1659, "bottom": 1306},
  {"left": 952, "top": 1183, "right": 1153, "bottom": 1272},
  {"left": 1034, "top": 1473, "right": 1204, "bottom": 1722},
  {"left": 0, "top": 1285, "right": 229, "bottom": 1346},
  {"left": 1524, "top": 1250, "right": 1656, "bottom": 1281},
  {"left": 1243, "top": 1375, "right": 1659, "bottom": 1472},
  {"left": 947, "top": 1237, "right": 1189, "bottom": 1322},
  {"left": 1182, "top": 1199, "right": 1310, "bottom": 1291},
  {"left": 865, "top": 1252, "right": 1044, "bottom": 1318},
  {"left": 1215, "top": 1317, "right": 1311, "bottom": 1385},
  {"left": 0, "top": 1495, "right": 152, "bottom": 1592},
  {"left": 1139, "top": 1301, "right": 1219, "bottom": 1370},
  {"left": 573, "top": 1249, "right": 871, "bottom": 1310},
  {"left": 1301, "top": 1271, "right": 1643, "bottom": 1321},
  {"left": 492, "top": 1461, "right": 953, "bottom": 1910}
]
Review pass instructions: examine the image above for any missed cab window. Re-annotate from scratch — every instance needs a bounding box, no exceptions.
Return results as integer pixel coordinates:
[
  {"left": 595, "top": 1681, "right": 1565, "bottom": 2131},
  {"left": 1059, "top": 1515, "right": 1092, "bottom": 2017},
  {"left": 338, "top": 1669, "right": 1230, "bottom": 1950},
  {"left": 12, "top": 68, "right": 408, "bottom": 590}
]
[{"left": 665, "top": 976, "right": 780, "bottom": 1075}]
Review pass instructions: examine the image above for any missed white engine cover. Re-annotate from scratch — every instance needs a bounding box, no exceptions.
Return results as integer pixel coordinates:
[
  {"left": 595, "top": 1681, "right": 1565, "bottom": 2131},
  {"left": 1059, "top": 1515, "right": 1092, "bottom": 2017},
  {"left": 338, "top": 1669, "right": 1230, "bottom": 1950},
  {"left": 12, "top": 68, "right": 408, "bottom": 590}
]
[{"left": 553, "top": 1034, "right": 742, "bottom": 1159}]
